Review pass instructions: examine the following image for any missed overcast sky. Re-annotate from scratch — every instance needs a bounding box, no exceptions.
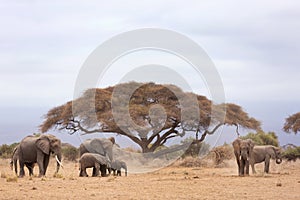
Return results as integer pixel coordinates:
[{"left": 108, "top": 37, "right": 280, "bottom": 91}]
[{"left": 0, "top": 0, "right": 299, "bottom": 146}]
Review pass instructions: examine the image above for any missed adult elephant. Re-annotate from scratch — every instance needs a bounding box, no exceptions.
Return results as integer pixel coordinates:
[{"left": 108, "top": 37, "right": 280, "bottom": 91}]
[
  {"left": 79, "top": 137, "right": 115, "bottom": 162},
  {"left": 18, "top": 134, "right": 62, "bottom": 177},
  {"left": 250, "top": 145, "right": 282, "bottom": 174},
  {"left": 232, "top": 138, "right": 255, "bottom": 176}
]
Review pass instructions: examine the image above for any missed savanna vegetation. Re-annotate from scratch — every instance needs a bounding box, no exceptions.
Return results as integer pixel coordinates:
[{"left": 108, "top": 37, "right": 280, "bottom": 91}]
[
  {"left": 40, "top": 82, "right": 261, "bottom": 153},
  {"left": 240, "top": 131, "right": 279, "bottom": 146},
  {"left": 283, "top": 112, "right": 300, "bottom": 134}
]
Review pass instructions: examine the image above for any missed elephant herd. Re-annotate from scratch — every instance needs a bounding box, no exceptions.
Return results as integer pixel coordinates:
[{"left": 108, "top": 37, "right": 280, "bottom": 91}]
[
  {"left": 8, "top": 134, "right": 282, "bottom": 178},
  {"left": 232, "top": 138, "right": 283, "bottom": 176},
  {"left": 10, "top": 134, "right": 127, "bottom": 178}
]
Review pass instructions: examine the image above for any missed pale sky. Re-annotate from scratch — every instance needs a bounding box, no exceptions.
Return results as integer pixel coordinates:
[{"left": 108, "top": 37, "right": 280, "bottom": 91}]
[{"left": 0, "top": 0, "right": 299, "bottom": 146}]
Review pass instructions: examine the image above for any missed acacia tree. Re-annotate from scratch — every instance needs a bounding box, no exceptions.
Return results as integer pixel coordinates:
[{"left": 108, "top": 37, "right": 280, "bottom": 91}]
[
  {"left": 283, "top": 112, "right": 300, "bottom": 134},
  {"left": 40, "top": 82, "right": 261, "bottom": 153}
]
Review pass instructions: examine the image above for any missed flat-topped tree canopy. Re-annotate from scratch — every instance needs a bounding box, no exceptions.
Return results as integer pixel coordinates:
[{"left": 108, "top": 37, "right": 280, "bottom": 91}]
[
  {"left": 283, "top": 112, "right": 300, "bottom": 134},
  {"left": 40, "top": 82, "right": 261, "bottom": 153}
]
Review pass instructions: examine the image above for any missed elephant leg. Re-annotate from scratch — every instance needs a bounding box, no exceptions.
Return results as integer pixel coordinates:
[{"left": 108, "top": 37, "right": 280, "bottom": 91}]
[
  {"left": 100, "top": 165, "right": 107, "bottom": 177},
  {"left": 265, "top": 157, "right": 270, "bottom": 173},
  {"left": 245, "top": 160, "right": 250, "bottom": 175},
  {"left": 92, "top": 167, "right": 97, "bottom": 177},
  {"left": 234, "top": 153, "right": 241, "bottom": 175},
  {"left": 14, "top": 160, "right": 18, "bottom": 175},
  {"left": 240, "top": 159, "right": 245, "bottom": 176},
  {"left": 37, "top": 153, "right": 45, "bottom": 177},
  {"left": 117, "top": 170, "right": 121, "bottom": 176},
  {"left": 93, "top": 163, "right": 100, "bottom": 177},
  {"left": 25, "top": 163, "right": 34, "bottom": 176},
  {"left": 251, "top": 162, "right": 256, "bottom": 174},
  {"left": 19, "top": 161, "right": 25, "bottom": 177},
  {"left": 43, "top": 155, "right": 50, "bottom": 175}
]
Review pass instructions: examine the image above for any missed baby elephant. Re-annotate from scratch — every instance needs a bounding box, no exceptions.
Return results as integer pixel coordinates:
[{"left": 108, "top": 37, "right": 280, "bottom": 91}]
[
  {"left": 79, "top": 153, "right": 111, "bottom": 177},
  {"left": 109, "top": 160, "right": 127, "bottom": 176}
]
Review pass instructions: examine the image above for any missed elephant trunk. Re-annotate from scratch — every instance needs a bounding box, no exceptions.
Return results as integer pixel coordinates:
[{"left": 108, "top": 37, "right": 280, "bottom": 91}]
[
  {"left": 55, "top": 153, "right": 63, "bottom": 173},
  {"left": 241, "top": 152, "right": 249, "bottom": 161}
]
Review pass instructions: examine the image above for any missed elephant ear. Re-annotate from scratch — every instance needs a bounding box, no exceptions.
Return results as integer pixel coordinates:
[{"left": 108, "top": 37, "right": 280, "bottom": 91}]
[
  {"left": 36, "top": 135, "right": 50, "bottom": 155},
  {"left": 90, "top": 139, "right": 106, "bottom": 155}
]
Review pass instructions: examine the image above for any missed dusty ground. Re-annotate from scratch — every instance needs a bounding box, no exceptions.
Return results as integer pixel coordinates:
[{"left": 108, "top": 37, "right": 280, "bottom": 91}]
[{"left": 0, "top": 158, "right": 299, "bottom": 200}]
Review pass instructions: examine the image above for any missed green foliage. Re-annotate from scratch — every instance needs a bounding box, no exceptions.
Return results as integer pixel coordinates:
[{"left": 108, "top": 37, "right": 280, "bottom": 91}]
[
  {"left": 241, "top": 131, "right": 279, "bottom": 146},
  {"left": 0, "top": 143, "right": 19, "bottom": 159},
  {"left": 282, "top": 146, "right": 300, "bottom": 161},
  {"left": 61, "top": 144, "right": 78, "bottom": 161}
]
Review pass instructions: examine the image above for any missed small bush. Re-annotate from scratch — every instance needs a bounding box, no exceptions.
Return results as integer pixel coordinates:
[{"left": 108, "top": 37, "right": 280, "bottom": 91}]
[
  {"left": 211, "top": 144, "right": 234, "bottom": 165},
  {"left": 282, "top": 146, "right": 300, "bottom": 161},
  {"left": 0, "top": 143, "right": 19, "bottom": 159},
  {"left": 61, "top": 144, "right": 79, "bottom": 161},
  {"left": 6, "top": 176, "right": 18, "bottom": 182}
]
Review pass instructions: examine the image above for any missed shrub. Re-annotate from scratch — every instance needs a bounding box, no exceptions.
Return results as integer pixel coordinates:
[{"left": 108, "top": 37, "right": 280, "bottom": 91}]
[
  {"left": 0, "top": 143, "right": 19, "bottom": 159},
  {"left": 61, "top": 143, "right": 79, "bottom": 161},
  {"left": 211, "top": 144, "right": 234, "bottom": 165},
  {"left": 241, "top": 131, "right": 279, "bottom": 146},
  {"left": 282, "top": 146, "right": 300, "bottom": 161}
]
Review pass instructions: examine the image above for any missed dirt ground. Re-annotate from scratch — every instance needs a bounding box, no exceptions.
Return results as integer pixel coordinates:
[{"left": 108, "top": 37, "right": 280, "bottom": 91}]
[{"left": 0, "top": 158, "right": 299, "bottom": 200}]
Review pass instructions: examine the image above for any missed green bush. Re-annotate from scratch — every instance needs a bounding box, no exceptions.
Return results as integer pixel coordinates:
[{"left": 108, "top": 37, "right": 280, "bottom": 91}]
[
  {"left": 241, "top": 131, "right": 279, "bottom": 146},
  {"left": 282, "top": 146, "right": 300, "bottom": 161},
  {"left": 0, "top": 143, "right": 19, "bottom": 159},
  {"left": 61, "top": 144, "right": 79, "bottom": 161}
]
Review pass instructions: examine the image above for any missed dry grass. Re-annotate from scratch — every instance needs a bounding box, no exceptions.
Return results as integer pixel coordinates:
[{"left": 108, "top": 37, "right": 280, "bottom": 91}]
[{"left": 0, "top": 158, "right": 300, "bottom": 199}]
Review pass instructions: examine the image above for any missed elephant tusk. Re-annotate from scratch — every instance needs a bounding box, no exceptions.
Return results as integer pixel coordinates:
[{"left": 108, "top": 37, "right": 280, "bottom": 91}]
[{"left": 55, "top": 155, "right": 64, "bottom": 169}]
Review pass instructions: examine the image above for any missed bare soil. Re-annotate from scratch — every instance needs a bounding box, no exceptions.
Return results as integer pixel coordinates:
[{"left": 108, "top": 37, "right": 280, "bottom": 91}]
[{"left": 0, "top": 158, "right": 299, "bottom": 200}]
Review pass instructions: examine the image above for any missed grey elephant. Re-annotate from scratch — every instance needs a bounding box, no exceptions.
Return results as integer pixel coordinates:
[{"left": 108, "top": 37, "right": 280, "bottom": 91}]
[
  {"left": 250, "top": 145, "right": 282, "bottom": 174},
  {"left": 10, "top": 144, "right": 35, "bottom": 176},
  {"left": 79, "top": 137, "right": 115, "bottom": 162},
  {"left": 18, "top": 134, "right": 62, "bottom": 177},
  {"left": 79, "top": 153, "right": 111, "bottom": 177},
  {"left": 232, "top": 138, "right": 255, "bottom": 176},
  {"left": 109, "top": 160, "right": 127, "bottom": 176}
]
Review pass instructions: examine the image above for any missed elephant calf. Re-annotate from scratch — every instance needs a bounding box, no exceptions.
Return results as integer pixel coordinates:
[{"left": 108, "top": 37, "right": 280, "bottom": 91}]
[
  {"left": 79, "top": 153, "right": 111, "bottom": 177},
  {"left": 109, "top": 160, "right": 127, "bottom": 176},
  {"left": 250, "top": 145, "right": 282, "bottom": 174}
]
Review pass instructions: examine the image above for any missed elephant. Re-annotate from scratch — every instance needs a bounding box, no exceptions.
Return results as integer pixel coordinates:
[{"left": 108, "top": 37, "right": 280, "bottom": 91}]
[
  {"left": 250, "top": 145, "right": 282, "bottom": 174},
  {"left": 109, "top": 160, "right": 127, "bottom": 176},
  {"left": 18, "top": 134, "right": 62, "bottom": 177},
  {"left": 79, "top": 153, "right": 111, "bottom": 177},
  {"left": 232, "top": 138, "right": 255, "bottom": 176},
  {"left": 10, "top": 144, "right": 35, "bottom": 176},
  {"left": 79, "top": 137, "right": 115, "bottom": 162}
]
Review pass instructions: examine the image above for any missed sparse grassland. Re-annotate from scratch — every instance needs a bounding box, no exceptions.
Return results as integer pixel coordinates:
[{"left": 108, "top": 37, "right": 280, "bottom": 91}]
[{"left": 0, "top": 158, "right": 299, "bottom": 199}]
